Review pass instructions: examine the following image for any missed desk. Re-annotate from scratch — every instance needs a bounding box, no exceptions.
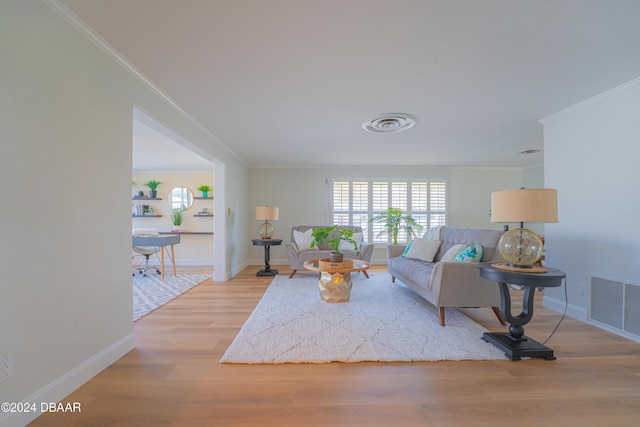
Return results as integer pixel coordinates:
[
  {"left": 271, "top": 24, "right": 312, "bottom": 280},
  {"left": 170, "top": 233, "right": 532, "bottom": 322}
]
[
  {"left": 477, "top": 263, "right": 566, "bottom": 360},
  {"left": 251, "top": 239, "right": 282, "bottom": 276},
  {"left": 133, "top": 234, "right": 180, "bottom": 280}
]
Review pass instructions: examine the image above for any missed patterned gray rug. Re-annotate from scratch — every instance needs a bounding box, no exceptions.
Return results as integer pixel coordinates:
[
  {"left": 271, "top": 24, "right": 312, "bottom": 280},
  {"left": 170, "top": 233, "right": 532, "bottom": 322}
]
[
  {"left": 220, "top": 273, "right": 506, "bottom": 363},
  {"left": 132, "top": 273, "right": 210, "bottom": 321}
]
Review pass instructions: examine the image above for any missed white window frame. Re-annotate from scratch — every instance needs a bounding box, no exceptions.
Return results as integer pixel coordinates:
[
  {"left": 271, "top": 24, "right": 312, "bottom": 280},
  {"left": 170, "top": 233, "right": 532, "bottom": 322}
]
[{"left": 329, "top": 178, "right": 447, "bottom": 245}]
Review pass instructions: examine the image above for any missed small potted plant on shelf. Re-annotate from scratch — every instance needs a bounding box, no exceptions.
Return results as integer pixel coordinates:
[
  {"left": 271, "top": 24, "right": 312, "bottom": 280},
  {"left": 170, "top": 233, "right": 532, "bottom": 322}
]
[
  {"left": 369, "top": 207, "right": 424, "bottom": 244},
  {"left": 170, "top": 209, "right": 184, "bottom": 232},
  {"left": 311, "top": 225, "right": 360, "bottom": 263},
  {"left": 197, "top": 185, "right": 211, "bottom": 198},
  {"left": 144, "top": 180, "right": 162, "bottom": 198}
]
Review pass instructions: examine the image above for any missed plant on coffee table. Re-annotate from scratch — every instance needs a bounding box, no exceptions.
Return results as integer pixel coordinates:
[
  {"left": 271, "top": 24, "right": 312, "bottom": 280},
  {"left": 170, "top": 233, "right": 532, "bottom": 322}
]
[{"left": 310, "top": 225, "right": 360, "bottom": 262}]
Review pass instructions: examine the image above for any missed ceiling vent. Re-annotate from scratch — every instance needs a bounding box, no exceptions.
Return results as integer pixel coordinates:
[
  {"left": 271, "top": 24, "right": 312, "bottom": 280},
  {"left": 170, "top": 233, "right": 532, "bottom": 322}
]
[{"left": 363, "top": 113, "right": 416, "bottom": 134}]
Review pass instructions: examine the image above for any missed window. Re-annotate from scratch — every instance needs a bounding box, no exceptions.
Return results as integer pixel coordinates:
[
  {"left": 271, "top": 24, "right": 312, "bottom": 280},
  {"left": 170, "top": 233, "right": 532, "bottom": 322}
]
[{"left": 330, "top": 179, "right": 447, "bottom": 244}]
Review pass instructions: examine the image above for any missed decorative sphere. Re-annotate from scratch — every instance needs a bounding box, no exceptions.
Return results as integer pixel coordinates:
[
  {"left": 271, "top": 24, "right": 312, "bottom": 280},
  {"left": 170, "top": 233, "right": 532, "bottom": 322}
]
[{"left": 497, "top": 228, "right": 544, "bottom": 267}]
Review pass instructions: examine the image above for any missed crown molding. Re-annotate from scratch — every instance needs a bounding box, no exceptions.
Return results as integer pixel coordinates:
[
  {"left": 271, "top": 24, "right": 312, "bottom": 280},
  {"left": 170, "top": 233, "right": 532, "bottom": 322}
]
[{"left": 539, "top": 76, "right": 640, "bottom": 124}]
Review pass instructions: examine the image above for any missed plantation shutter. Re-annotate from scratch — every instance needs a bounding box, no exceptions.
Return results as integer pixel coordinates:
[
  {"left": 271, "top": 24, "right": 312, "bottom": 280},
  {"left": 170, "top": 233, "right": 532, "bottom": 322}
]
[{"left": 330, "top": 179, "right": 447, "bottom": 244}]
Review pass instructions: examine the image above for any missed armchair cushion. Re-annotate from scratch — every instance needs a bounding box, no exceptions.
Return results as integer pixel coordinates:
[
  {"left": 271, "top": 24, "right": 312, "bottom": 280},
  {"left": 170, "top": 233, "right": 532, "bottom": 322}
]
[{"left": 293, "top": 228, "right": 316, "bottom": 251}]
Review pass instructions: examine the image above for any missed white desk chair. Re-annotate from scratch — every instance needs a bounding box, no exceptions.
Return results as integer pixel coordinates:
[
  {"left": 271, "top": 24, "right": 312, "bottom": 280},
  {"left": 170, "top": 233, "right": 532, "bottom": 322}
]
[{"left": 132, "top": 246, "right": 161, "bottom": 276}]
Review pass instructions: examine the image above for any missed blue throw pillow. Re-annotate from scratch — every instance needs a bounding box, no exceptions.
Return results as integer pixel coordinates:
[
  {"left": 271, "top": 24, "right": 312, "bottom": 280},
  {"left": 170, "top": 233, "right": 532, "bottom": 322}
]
[
  {"left": 454, "top": 244, "right": 484, "bottom": 263},
  {"left": 401, "top": 240, "right": 413, "bottom": 257}
]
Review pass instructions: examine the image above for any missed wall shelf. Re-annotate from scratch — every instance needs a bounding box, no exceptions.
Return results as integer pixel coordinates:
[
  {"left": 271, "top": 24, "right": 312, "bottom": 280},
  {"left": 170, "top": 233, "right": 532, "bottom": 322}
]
[
  {"left": 194, "top": 196, "right": 213, "bottom": 200},
  {"left": 159, "top": 231, "right": 213, "bottom": 235},
  {"left": 132, "top": 197, "right": 162, "bottom": 200},
  {"left": 194, "top": 214, "right": 213, "bottom": 217},
  {"left": 132, "top": 214, "right": 162, "bottom": 218}
]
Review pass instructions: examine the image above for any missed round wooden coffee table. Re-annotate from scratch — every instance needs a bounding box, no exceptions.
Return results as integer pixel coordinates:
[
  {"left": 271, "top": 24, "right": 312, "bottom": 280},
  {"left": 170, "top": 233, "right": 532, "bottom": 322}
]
[{"left": 303, "top": 258, "right": 370, "bottom": 303}]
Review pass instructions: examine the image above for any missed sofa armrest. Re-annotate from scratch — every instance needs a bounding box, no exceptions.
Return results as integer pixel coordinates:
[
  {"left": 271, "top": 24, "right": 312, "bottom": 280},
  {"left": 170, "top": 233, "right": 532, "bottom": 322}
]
[
  {"left": 387, "top": 244, "right": 406, "bottom": 260},
  {"left": 284, "top": 241, "right": 302, "bottom": 269},
  {"left": 358, "top": 242, "right": 374, "bottom": 262},
  {"left": 429, "top": 262, "right": 500, "bottom": 307}
]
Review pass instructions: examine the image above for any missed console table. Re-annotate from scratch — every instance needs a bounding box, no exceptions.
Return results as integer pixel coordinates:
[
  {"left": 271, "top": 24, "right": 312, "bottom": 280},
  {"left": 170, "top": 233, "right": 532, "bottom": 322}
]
[
  {"left": 251, "top": 238, "right": 282, "bottom": 276},
  {"left": 476, "top": 263, "right": 566, "bottom": 361}
]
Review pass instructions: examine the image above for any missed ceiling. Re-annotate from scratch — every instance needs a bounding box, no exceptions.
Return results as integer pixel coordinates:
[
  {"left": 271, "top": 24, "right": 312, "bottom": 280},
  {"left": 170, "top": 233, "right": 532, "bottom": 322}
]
[{"left": 58, "top": 0, "right": 640, "bottom": 169}]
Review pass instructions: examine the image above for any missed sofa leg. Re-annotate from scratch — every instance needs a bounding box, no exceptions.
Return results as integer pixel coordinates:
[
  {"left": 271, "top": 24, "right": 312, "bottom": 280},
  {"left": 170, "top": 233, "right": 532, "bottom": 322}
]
[
  {"left": 289, "top": 270, "right": 297, "bottom": 279},
  {"left": 391, "top": 276, "right": 396, "bottom": 283},
  {"left": 363, "top": 270, "right": 369, "bottom": 279},
  {"left": 439, "top": 307, "right": 446, "bottom": 326},
  {"left": 492, "top": 307, "right": 507, "bottom": 325}
]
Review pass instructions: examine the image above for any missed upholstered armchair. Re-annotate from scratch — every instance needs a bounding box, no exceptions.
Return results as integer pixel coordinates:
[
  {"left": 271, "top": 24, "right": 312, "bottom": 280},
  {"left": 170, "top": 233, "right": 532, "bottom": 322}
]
[{"left": 285, "top": 225, "right": 374, "bottom": 278}]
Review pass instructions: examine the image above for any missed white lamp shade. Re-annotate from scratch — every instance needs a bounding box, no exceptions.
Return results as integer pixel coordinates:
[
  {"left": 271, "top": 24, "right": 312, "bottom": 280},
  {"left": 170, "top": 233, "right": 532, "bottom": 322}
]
[
  {"left": 255, "top": 206, "right": 279, "bottom": 221},
  {"left": 491, "top": 188, "right": 558, "bottom": 223}
]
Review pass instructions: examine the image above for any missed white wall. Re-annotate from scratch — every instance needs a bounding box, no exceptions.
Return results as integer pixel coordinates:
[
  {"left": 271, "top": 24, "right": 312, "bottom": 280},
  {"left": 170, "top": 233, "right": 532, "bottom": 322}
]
[
  {"left": 249, "top": 166, "right": 523, "bottom": 265},
  {"left": 542, "top": 77, "right": 640, "bottom": 325},
  {"left": 0, "top": 2, "right": 249, "bottom": 425}
]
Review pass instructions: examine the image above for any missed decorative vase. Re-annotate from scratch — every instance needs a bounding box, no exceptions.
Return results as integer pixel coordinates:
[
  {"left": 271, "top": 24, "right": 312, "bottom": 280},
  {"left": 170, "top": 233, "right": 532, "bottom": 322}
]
[
  {"left": 150, "top": 190, "right": 157, "bottom": 198},
  {"left": 330, "top": 252, "right": 344, "bottom": 263},
  {"left": 172, "top": 225, "right": 181, "bottom": 232},
  {"left": 201, "top": 191, "right": 208, "bottom": 198}
]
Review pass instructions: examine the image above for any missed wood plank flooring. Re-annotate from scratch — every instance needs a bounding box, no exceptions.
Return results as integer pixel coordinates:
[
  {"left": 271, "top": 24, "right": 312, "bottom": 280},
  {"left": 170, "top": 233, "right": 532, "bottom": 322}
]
[{"left": 31, "top": 265, "right": 640, "bottom": 426}]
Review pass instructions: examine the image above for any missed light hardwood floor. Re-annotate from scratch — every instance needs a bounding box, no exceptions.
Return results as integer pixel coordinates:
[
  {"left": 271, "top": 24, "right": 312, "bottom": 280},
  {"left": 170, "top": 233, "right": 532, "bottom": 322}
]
[{"left": 31, "top": 265, "right": 640, "bottom": 426}]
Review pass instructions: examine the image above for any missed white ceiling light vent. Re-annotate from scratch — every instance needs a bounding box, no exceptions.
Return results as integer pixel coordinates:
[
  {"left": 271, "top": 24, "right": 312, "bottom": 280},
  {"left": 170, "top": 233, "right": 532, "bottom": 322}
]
[{"left": 363, "top": 113, "right": 416, "bottom": 134}]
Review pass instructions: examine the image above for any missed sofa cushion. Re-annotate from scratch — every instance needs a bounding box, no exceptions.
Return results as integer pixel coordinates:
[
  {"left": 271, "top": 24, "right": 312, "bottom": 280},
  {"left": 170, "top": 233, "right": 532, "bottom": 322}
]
[
  {"left": 405, "top": 238, "right": 441, "bottom": 262},
  {"left": 388, "top": 256, "right": 435, "bottom": 286},
  {"left": 440, "top": 244, "right": 467, "bottom": 262},
  {"left": 454, "top": 244, "right": 484, "bottom": 263},
  {"left": 401, "top": 240, "right": 413, "bottom": 257},
  {"left": 293, "top": 229, "right": 316, "bottom": 251},
  {"left": 436, "top": 227, "right": 503, "bottom": 261}
]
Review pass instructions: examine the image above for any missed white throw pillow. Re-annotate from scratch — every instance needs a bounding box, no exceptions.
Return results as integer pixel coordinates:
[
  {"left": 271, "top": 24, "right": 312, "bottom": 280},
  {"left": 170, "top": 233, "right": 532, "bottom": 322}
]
[
  {"left": 405, "top": 238, "right": 441, "bottom": 262},
  {"left": 440, "top": 244, "right": 467, "bottom": 262},
  {"left": 293, "top": 229, "right": 316, "bottom": 251},
  {"left": 338, "top": 232, "right": 363, "bottom": 252}
]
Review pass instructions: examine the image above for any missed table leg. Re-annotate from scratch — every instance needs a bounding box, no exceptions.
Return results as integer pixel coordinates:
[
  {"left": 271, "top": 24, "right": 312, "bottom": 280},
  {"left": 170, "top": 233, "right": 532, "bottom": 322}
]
[
  {"left": 256, "top": 246, "right": 278, "bottom": 276},
  {"left": 171, "top": 244, "right": 176, "bottom": 277},
  {"left": 482, "top": 281, "right": 556, "bottom": 360},
  {"left": 160, "top": 247, "right": 165, "bottom": 281}
]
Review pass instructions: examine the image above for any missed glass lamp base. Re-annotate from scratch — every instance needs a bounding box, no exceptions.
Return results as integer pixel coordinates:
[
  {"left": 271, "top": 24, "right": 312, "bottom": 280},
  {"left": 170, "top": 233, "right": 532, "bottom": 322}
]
[
  {"left": 497, "top": 228, "right": 543, "bottom": 267},
  {"left": 258, "top": 221, "right": 274, "bottom": 239}
]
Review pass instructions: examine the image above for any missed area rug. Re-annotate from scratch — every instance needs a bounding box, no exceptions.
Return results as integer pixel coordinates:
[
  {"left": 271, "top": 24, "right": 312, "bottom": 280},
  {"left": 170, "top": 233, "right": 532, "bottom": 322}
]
[
  {"left": 132, "top": 273, "right": 210, "bottom": 321},
  {"left": 220, "top": 272, "right": 507, "bottom": 363}
]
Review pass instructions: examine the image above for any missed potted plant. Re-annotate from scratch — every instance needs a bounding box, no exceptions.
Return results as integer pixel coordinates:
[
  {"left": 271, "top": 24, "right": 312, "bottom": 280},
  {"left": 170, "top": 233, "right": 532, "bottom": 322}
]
[
  {"left": 197, "top": 185, "right": 211, "bottom": 198},
  {"left": 311, "top": 225, "right": 360, "bottom": 263},
  {"left": 369, "top": 207, "right": 424, "bottom": 244},
  {"left": 170, "top": 209, "right": 184, "bottom": 232},
  {"left": 144, "top": 180, "right": 162, "bottom": 198}
]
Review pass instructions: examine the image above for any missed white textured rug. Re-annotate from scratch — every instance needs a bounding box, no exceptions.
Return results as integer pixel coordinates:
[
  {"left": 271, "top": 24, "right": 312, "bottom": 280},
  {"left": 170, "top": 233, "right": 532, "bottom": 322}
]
[
  {"left": 132, "top": 273, "right": 210, "bottom": 321},
  {"left": 220, "top": 273, "right": 506, "bottom": 363}
]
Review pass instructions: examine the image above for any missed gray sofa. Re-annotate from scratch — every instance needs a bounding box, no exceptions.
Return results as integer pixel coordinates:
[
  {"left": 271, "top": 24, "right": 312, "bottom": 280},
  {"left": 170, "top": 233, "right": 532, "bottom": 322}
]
[
  {"left": 285, "top": 225, "right": 374, "bottom": 278},
  {"left": 387, "top": 226, "right": 507, "bottom": 326}
]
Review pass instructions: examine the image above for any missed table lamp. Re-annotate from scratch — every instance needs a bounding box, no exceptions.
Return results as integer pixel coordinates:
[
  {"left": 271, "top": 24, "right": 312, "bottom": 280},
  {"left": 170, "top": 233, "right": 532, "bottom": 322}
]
[
  {"left": 491, "top": 188, "right": 557, "bottom": 272},
  {"left": 255, "top": 206, "right": 279, "bottom": 239}
]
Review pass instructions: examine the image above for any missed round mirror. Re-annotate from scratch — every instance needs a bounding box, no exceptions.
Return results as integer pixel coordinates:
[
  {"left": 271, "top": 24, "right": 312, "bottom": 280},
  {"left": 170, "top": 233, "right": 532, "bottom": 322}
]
[{"left": 169, "top": 187, "right": 193, "bottom": 211}]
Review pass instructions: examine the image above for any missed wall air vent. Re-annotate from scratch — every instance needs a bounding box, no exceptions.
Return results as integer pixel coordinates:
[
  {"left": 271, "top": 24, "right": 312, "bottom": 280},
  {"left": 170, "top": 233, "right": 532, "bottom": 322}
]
[{"left": 590, "top": 276, "right": 640, "bottom": 338}]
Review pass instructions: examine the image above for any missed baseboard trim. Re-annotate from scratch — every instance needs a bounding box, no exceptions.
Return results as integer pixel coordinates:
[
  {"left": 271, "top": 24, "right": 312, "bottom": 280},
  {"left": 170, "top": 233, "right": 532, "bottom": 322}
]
[
  {"left": 542, "top": 295, "right": 587, "bottom": 321},
  {"left": 249, "top": 257, "right": 389, "bottom": 267},
  {"left": 0, "top": 333, "right": 135, "bottom": 427}
]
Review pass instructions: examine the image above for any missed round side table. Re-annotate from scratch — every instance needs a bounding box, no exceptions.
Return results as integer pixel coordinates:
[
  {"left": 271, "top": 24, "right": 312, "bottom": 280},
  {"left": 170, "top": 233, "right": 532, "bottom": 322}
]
[{"left": 251, "top": 239, "right": 282, "bottom": 276}]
